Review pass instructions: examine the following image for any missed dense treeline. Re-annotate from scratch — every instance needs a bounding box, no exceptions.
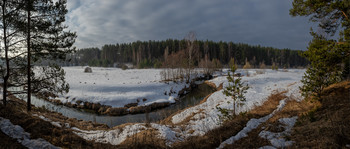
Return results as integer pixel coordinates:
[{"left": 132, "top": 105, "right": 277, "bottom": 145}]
[{"left": 66, "top": 39, "right": 308, "bottom": 68}]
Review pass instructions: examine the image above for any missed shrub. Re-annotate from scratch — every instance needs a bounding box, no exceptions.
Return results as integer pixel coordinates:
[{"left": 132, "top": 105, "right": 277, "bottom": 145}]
[
  {"left": 121, "top": 64, "right": 128, "bottom": 70},
  {"left": 219, "top": 58, "right": 249, "bottom": 123}
]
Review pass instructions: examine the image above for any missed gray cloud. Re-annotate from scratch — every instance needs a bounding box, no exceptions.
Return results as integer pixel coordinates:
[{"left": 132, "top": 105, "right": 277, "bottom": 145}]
[{"left": 66, "top": 0, "right": 313, "bottom": 50}]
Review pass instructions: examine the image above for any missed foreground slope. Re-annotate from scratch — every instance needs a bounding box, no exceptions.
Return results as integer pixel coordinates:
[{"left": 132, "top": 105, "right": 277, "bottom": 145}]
[{"left": 291, "top": 81, "right": 350, "bottom": 148}]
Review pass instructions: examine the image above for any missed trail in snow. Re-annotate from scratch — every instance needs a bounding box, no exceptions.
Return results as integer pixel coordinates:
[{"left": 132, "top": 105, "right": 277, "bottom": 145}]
[{"left": 0, "top": 117, "right": 60, "bottom": 149}]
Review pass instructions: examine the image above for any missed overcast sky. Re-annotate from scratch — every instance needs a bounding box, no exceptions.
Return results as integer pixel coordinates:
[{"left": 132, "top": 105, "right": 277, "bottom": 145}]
[{"left": 66, "top": 0, "right": 314, "bottom": 50}]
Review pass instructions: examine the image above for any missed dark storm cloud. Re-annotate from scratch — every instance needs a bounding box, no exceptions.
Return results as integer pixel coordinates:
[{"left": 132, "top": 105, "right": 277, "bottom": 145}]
[{"left": 66, "top": 0, "right": 313, "bottom": 50}]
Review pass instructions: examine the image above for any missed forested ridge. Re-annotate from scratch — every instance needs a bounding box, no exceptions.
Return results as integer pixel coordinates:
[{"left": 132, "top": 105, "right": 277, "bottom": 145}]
[{"left": 66, "top": 39, "right": 308, "bottom": 68}]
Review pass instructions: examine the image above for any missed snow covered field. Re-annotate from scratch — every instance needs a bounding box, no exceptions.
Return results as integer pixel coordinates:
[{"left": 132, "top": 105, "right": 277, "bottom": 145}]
[
  {"left": 57, "top": 67, "right": 199, "bottom": 108},
  {"left": 68, "top": 69, "right": 305, "bottom": 146}
]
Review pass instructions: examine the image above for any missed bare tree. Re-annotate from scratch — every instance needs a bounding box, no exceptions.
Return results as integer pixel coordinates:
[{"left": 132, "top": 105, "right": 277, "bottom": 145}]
[{"left": 184, "top": 31, "right": 199, "bottom": 82}]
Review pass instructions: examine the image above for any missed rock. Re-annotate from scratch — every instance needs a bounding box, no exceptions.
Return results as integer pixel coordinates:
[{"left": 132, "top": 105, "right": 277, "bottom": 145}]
[
  {"left": 76, "top": 100, "right": 82, "bottom": 105},
  {"left": 178, "top": 89, "right": 186, "bottom": 97},
  {"left": 77, "top": 104, "right": 84, "bottom": 109},
  {"left": 106, "top": 107, "right": 128, "bottom": 116},
  {"left": 92, "top": 103, "right": 101, "bottom": 111},
  {"left": 65, "top": 102, "right": 72, "bottom": 107},
  {"left": 149, "top": 102, "right": 170, "bottom": 111},
  {"left": 124, "top": 102, "right": 138, "bottom": 108},
  {"left": 84, "top": 67, "right": 92, "bottom": 73},
  {"left": 98, "top": 106, "right": 107, "bottom": 114},
  {"left": 129, "top": 106, "right": 150, "bottom": 114},
  {"left": 84, "top": 102, "right": 92, "bottom": 109}
]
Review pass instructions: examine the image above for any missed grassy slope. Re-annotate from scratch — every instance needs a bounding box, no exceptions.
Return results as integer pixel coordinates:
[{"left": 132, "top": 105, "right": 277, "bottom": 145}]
[
  {"left": 291, "top": 81, "right": 350, "bottom": 148},
  {"left": 0, "top": 97, "right": 117, "bottom": 149}
]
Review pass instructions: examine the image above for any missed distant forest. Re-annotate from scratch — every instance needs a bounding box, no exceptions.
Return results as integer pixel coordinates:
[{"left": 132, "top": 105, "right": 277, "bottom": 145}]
[{"left": 65, "top": 39, "right": 308, "bottom": 68}]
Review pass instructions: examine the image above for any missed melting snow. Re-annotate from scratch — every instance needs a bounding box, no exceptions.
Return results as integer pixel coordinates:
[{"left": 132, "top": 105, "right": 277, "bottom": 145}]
[
  {"left": 259, "top": 116, "right": 298, "bottom": 148},
  {"left": 217, "top": 98, "right": 289, "bottom": 149},
  {"left": 0, "top": 117, "right": 60, "bottom": 149},
  {"left": 72, "top": 124, "right": 147, "bottom": 145},
  {"left": 55, "top": 69, "right": 304, "bottom": 147}
]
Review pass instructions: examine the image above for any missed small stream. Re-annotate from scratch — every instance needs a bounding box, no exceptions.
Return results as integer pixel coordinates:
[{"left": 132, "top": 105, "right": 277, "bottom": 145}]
[{"left": 13, "top": 83, "right": 215, "bottom": 127}]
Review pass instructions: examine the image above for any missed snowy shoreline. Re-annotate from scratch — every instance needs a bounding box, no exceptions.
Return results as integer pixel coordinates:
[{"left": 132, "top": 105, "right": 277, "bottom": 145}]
[{"left": 38, "top": 67, "right": 213, "bottom": 116}]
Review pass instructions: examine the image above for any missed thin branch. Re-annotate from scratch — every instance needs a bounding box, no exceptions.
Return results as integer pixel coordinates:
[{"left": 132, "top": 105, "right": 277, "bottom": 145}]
[{"left": 341, "top": 10, "right": 349, "bottom": 19}]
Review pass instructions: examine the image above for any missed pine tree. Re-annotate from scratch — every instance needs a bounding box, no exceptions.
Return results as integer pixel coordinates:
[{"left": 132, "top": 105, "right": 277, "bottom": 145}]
[
  {"left": 0, "top": 0, "right": 26, "bottom": 106},
  {"left": 2, "top": 0, "right": 76, "bottom": 110},
  {"left": 290, "top": 0, "right": 350, "bottom": 98},
  {"left": 218, "top": 58, "right": 249, "bottom": 122},
  {"left": 24, "top": 0, "right": 76, "bottom": 111}
]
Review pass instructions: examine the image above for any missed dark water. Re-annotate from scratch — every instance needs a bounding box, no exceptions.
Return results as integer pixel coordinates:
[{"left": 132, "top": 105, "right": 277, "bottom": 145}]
[{"left": 13, "top": 83, "right": 215, "bottom": 127}]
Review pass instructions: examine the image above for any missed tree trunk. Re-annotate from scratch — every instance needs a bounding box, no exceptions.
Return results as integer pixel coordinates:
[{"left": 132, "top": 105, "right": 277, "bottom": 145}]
[
  {"left": 2, "top": 0, "right": 9, "bottom": 106},
  {"left": 233, "top": 96, "right": 236, "bottom": 116},
  {"left": 27, "top": 1, "right": 31, "bottom": 111}
]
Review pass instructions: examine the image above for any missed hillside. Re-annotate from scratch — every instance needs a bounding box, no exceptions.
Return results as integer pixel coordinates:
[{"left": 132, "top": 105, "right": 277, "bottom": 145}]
[
  {"left": 291, "top": 81, "right": 350, "bottom": 148},
  {"left": 0, "top": 74, "right": 349, "bottom": 148}
]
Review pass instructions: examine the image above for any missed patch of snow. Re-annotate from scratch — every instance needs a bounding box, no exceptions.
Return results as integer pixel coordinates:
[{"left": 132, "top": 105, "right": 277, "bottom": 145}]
[
  {"left": 259, "top": 116, "right": 298, "bottom": 148},
  {"left": 151, "top": 123, "right": 182, "bottom": 146},
  {"left": 34, "top": 114, "right": 63, "bottom": 128},
  {"left": 0, "top": 117, "right": 60, "bottom": 149},
  {"left": 217, "top": 98, "right": 289, "bottom": 149},
  {"left": 259, "top": 146, "right": 277, "bottom": 149},
  {"left": 72, "top": 124, "right": 147, "bottom": 145}
]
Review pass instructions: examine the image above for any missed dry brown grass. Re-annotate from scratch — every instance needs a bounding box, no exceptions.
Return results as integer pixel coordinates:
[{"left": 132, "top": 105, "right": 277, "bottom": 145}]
[
  {"left": 119, "top": 128, "right": 166, "bottom": 149},
  {"left": 268, "top": 98, "right": 317, "bottom": 123},
  {"left": 204, "top": 80, "right": 218, "bottom": 89},
  {"left": 224, "top": 90, "right": 317, "bottom": 148},
  {"left": 171, "top": 114, "right": 251, "bottom": 149},
  {"left": 224, "top": 124, "right": 271, "bottom": 149},
  {"left": 0, "top": 96, "right": 117, "bottom": 149},
  {"left": 171, "top": 91, "right": 288, "bottom": 148},
  {"left": 249, "top": 90, "right": 287, "bottom": 116},
  {"left": 290, "top": 81, "right": 350, "bottom": 148}
]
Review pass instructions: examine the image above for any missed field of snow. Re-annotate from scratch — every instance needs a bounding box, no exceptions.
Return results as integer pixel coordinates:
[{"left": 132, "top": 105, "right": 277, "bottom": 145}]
[
  {"left": 69, "top": 69, "right": 305, "bottom": 147},
  {"left": 57, "top": 67, "right": 200, "bottom": 108}
]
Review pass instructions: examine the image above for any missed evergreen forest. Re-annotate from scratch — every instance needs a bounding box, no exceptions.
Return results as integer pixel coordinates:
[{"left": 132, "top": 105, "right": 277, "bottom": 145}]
[{"left": 66, "top": 39, "right": 308, "bottom": 68}]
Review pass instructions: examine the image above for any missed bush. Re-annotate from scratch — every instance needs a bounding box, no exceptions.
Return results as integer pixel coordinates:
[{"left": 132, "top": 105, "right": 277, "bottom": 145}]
[{"left": 243, "top": 58, "right": 252, "bottom": 69}]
